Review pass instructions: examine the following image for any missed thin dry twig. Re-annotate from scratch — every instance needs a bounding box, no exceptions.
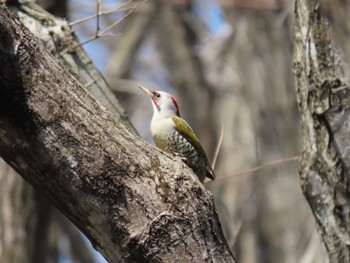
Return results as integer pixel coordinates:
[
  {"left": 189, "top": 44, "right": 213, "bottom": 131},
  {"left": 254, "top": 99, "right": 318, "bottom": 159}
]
[
  {"left": 69, "top": 0, "right": 147, "bottom": 51},
  {"left": 96, "top": 0, "right": 101, "bottom": 36},
  {"left": 211, "top": 122, "right": 224, "bottom": 170},
  {"left": 99, "top": 1, "right": 145, "bottom": 36},
  {"left": 206, "top": 156, "right": 299, "bottom": 184},
  {"left": 69, "top": 0, "right": 133, "bottom": 26}
]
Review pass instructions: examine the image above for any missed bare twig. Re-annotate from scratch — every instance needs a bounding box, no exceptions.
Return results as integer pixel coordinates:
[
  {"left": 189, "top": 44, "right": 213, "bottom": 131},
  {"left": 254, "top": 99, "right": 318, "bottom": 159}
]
[
  {"left": 206, "top": 156, "right": 299, "bottom": 184},
  {"left": 69, "top": 0, "right": 133, "bottom": 26},
  {"left": 211, "top": 122, "right": 224, "bottom": 170},
  {"left": 96, "top": 0, "right": 101, "bottom": 36},
  {"left": 99, "top": 1, "right": 145, "bottom": 36},
  {"left": 70, "top": 0, "right": 147, "bottom": 51}
]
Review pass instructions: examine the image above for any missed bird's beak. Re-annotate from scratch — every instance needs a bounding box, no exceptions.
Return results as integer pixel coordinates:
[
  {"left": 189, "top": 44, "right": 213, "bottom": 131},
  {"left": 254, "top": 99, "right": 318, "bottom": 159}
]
[{"left": 138, "top": 85, "right": 153, "bottom": 98}]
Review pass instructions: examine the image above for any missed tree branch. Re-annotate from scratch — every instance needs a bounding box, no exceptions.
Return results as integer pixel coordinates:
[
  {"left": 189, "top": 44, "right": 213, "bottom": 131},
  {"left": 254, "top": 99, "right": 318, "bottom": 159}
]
[
  {"left": 0, "top": 4, "right": 235, "bottom": 263},
  {"left": 11, "top": 1, "right": 135, "bottom": 132}
]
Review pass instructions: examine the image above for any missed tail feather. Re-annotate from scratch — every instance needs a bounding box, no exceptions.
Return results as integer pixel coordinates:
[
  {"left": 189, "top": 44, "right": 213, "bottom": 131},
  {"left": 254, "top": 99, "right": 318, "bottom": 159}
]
[{"left": 206, "top": 165, "right": 215, "bottom": 180}]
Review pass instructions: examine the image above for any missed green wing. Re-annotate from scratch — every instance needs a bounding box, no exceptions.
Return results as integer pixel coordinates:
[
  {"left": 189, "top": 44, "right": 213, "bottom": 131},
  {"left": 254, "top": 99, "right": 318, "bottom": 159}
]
[{"left": 171, "top": 116, "right": 215, "bottom": 180}]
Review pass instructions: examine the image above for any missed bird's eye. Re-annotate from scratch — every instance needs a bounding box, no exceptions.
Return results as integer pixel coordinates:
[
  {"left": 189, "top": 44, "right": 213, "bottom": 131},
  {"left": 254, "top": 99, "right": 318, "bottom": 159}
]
[{"left": 155, "top": 93, "right": 161, "bottom": 98}]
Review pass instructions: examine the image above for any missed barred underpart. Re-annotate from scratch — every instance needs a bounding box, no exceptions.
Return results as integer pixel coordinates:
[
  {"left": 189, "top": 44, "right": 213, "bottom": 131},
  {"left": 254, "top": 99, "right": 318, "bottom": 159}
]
[{"left": 167, "top": 130, "right": 206, "bottom": 182}]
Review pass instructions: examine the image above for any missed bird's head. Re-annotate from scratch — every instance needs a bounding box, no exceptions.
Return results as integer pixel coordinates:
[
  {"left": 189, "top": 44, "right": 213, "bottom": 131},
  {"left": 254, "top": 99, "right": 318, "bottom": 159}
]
[{"left": 138, "top": 85, "right": 180, "bottom": 118}]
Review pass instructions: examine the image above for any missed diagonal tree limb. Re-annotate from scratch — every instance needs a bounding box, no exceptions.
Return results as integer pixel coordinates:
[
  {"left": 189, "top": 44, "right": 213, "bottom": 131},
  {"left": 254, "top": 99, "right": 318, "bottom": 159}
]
[
  {"left": 7, "top": 3, "right": 136, "bottom": 261},
  {"left": 0, "top": 4, "right": 236, "bottom": 263},
  {"left": 10, "top": 1, "right": 135, "bottom": 132}
]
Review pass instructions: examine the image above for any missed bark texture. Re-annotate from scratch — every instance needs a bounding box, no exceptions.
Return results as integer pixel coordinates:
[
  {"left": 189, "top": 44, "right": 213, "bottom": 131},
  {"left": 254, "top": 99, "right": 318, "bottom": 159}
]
[
  {"left": 0, "top": 4, "right": 235, "bottom": 263},
  {"left": 294, "top": 0, "right": 350, "bottom": 262},
  {"left": 12, "top": 2, "right": 134, "bottom": 131}
]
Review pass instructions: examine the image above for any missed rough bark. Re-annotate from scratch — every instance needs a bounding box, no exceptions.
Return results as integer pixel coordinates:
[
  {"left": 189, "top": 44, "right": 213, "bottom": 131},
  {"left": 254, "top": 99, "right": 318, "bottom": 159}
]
[
  {"left": 0, "top": 4, "right": 235, "bottom": 263},
  {"left": 1, "top": 2, "right": 63, "bottom": 263},
  {"left": 11, "top": 1, "right": 134, "bottom": 132},
  {"left": 0, "top": 2, "right": 114, "bottom": 262},
  {"left": 293, "top": 0, "right": 350, "bottom": 262}
]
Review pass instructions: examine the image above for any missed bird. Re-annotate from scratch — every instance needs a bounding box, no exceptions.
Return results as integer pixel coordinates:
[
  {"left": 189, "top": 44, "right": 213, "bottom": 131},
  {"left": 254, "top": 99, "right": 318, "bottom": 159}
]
[{"left": 138, "top": 85, "right": 215, "bottom": 183}]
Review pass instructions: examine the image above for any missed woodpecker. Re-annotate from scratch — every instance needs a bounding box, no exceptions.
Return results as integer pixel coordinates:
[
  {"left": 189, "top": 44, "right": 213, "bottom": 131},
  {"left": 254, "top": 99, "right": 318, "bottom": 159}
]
[{"left": 138, "top": 85, "right": 215, "bottom": 183}]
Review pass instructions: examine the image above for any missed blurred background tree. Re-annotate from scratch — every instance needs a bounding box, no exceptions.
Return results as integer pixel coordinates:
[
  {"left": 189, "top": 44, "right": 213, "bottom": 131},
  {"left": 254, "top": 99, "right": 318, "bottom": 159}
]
[{"left": 4, "top": 0, "right": 347, "bottom": 262}]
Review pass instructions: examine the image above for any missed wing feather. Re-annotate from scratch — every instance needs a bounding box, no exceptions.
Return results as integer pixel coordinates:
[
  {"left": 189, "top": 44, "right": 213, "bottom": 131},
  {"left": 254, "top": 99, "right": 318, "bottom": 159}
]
[{"left": 171, "top": 116, "right": 215, "bottom": 180}]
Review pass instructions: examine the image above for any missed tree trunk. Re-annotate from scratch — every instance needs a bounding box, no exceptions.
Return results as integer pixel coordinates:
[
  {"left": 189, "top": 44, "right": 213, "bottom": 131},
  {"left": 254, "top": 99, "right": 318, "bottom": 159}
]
[
  {"left": 294, "top": 0, "right": 350, "bottom": 262},
  {"left": 0, "top": 4, "right": 236, "bottom": 263}
]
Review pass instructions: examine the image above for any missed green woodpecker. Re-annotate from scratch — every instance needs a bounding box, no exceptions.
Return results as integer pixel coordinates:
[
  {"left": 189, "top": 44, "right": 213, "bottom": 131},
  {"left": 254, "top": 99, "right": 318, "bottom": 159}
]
[{"left": 138, "top": 85, "right": 215, "bottom": 183}]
